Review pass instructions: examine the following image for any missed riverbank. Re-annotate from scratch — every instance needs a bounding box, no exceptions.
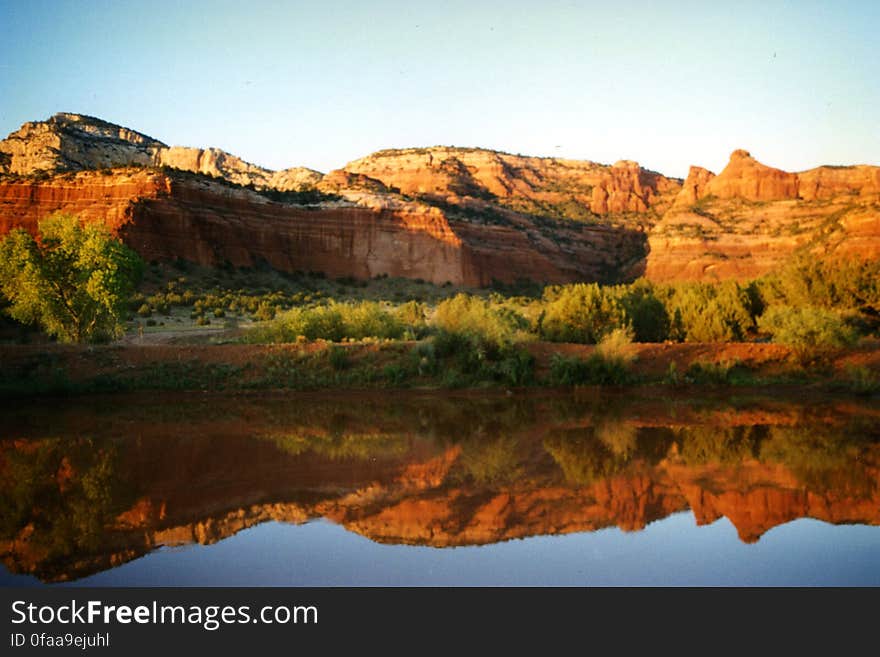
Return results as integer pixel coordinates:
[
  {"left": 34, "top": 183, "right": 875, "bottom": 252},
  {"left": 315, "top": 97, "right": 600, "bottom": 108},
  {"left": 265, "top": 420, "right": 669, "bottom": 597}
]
[{"left": 2, "top": 338, "right": 879, "bottom": 398}]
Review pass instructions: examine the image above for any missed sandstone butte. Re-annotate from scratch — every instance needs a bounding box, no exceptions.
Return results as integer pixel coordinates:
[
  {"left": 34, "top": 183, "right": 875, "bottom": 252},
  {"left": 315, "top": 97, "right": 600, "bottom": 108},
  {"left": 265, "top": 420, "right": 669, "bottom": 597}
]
[
  {"left": 2, "top": 398, "right": 879, "bottom": 582},
  {"left": 1, "top": 112, "right": 879, "bottom": 285}
]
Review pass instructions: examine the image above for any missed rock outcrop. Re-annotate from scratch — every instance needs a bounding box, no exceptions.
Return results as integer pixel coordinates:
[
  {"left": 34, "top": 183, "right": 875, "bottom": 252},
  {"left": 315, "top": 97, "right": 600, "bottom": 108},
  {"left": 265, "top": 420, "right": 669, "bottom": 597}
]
[
  {"left": 155, "top": 146, "right": 322, "bottom": 191},
  {"left": 341, "top": 146, "right": 682, "bottom": 218},
  {"left": 645, "top": 150, "right": 880, "bottom": 281},
  {"left": 672, "top": 166, "right": 716, "bottom": 207},
  {"left": 702, "top": 149, "right": 799, "bottom": 201},
  {"left": 0, "top": 113, "right": 322, "bottom": 191},
  {"left": 0, "top": 113, "right": 163, "bottom": 174}
]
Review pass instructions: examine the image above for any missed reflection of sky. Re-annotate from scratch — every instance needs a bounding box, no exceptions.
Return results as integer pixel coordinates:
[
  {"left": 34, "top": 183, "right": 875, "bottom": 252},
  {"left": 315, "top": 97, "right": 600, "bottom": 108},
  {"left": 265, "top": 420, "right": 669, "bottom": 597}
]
[{"left": 4, "top": 513, "right": 879, "bottom": 587}]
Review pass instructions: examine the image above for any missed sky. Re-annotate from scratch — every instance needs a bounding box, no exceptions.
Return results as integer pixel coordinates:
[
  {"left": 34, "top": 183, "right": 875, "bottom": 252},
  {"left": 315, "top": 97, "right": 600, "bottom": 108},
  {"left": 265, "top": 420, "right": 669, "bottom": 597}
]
[{"left": 0, "top": 0, "right": 877, "bottom": 178}]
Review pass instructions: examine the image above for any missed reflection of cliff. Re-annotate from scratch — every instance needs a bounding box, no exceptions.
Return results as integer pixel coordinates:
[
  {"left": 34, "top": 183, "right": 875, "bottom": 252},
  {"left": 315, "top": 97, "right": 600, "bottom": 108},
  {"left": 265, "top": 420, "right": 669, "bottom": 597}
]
[{"left": 1, "top": 392, "right": 879, "bottom": 582}]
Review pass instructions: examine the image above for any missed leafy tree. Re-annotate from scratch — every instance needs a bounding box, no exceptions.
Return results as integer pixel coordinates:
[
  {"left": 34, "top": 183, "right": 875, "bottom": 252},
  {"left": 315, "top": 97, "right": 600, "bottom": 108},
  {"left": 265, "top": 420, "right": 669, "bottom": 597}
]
[
  {"left": 660, "top": 280, "right": 755, "bottom": 342},
  {"left": 0, "top": 214, "right": 143, "bottom": 343},
  {"left": 538, "top": 283, "right": 627, "bottom": 343},
  {"left": 757, "top": 305, "right": 856, "bottom": 364},
  {"left": 618, "top": 280, "right": 670, "bottom": 342},
  {"left": 433, "top": 293, "right": 526, "bottom": 350}
]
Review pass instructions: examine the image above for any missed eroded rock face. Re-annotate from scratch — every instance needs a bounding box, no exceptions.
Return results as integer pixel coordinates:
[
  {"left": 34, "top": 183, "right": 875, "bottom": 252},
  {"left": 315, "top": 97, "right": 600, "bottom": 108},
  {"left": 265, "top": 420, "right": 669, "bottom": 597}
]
[
  {"left": 703, "top": 149, "right": 799, "bottom": 201},
  {"left": 0, "top": 113, "right": 164, "bottom": 174},
  {"left": 673, "top": 166, "right": 716, "bottom": 207},
  {"left": 3, "top": 114, "right": 879, "bottom": 285},
  {"left": 645, "top": 150, "right": 880, "bottom": 281},
  {"left": 0, "top": 169, "right": 644, "bottom": 286},
  {"left": 797, "top": 165, "right": 880, "bottom": 201},
  {"left": 341, "top": 147, "right": 682, "bottom": 217},
  {"left": 155, "top": 146, "right": 322, "bottom": 191},
  {"left": 0, "top": 113, "right": 323, "bottom": 191}
]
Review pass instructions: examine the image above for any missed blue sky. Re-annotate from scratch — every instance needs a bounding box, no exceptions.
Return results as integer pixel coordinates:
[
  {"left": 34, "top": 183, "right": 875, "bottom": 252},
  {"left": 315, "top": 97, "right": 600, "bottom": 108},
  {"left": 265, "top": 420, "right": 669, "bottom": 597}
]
[{"left": 1, "top": 0, "right": 877, "bottom": 178}]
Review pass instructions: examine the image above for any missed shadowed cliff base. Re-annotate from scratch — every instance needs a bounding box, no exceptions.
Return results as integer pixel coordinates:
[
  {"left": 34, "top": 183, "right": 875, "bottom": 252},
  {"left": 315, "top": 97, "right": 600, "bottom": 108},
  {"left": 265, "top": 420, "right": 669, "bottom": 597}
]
[{"left": 1, "top": 389, "right": 878, "bottom": 582}]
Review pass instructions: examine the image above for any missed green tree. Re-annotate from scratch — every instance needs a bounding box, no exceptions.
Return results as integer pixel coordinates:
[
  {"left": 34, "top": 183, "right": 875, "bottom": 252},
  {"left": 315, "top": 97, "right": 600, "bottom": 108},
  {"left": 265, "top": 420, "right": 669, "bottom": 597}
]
[
  {"left": 538, "top": 283, "right": 627, "bottom": 344},
  {"left": 757, "top": 305, "right": 856, "bottom": 364},
  {"left": 0, "top": 214, "right": 143, "bottom": 343}
]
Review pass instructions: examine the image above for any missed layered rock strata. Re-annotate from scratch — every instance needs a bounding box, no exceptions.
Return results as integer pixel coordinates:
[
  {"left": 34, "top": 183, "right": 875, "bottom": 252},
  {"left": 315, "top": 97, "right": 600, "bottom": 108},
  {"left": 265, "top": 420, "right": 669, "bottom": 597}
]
[
  {"left": 2, "top": 113, "right": 879, "bottom": 284},
  {"left": 645, "top": 150, "right": 880, "bottom": 281},
  {"left": 0, "top": 169, "right": 641, "bottom": 285}
]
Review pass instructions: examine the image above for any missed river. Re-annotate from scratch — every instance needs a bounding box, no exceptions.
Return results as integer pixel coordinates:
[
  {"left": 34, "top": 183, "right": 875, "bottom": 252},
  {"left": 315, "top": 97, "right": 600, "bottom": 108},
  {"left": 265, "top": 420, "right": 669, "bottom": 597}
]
[{"left": 2, "top": 388, "right": 879, "bottom": 586}]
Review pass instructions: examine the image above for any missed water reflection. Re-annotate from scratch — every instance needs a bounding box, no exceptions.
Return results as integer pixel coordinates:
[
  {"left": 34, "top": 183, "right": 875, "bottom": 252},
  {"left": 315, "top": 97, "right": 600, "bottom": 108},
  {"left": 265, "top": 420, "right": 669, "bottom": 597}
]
[{"left": 1, "top": 390, "right": 879, "bottom": 582}]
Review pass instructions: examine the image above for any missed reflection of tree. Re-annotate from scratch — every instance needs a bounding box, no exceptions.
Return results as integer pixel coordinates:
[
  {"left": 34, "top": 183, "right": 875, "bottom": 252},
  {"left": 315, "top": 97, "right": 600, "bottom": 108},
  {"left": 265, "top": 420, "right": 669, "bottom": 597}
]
[
  {"left": 0, "top": 438, "right": 130, "bottom": 570},
  {"left": 760, "top": 425, "right": 877, "bottom": 495},
  {"left": 457, "top": 435, "right": 524, "bottom": 486},
  {"left": 544, "top": 427, "right": 635, "bottom": 486},
  {"left": 261, "top": 432, "right": 410, "bottom": 461},
  {"left": 675, "top": 425, "right": 764, "bottom": 465},
  {"left": 596, "top": 421, "right": 638, "bottom": 459}
]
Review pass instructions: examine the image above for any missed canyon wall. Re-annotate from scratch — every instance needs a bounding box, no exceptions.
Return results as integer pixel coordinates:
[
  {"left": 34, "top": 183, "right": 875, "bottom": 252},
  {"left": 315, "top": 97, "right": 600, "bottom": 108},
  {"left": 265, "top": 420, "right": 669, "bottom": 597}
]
[
  {"left": 644, "top": 150, "right": 880, "bottom": 281},
  {"left": 0, "top": 169, "right": 642, "bottom": 286},
  {"left": 2, "top": 113, "right": 880, "bottom": 285}
]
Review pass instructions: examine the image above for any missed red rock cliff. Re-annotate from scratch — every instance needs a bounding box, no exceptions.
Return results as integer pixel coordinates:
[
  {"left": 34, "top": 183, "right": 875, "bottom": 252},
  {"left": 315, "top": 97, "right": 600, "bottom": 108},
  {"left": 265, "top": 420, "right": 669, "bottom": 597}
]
[
  {"left": 0, "top": 169, "right": 645, "bottom": 286},
  {"left": 645, "top": 150, "right": 880, "bottom": 281},
  {"left": 341, "top": 147, "right": 682, "bottom": 217}
]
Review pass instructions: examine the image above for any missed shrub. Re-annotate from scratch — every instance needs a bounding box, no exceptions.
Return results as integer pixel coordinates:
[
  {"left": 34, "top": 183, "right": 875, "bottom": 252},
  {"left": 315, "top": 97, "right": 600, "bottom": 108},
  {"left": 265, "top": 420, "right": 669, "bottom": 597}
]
[
  {"left": 618, "top": 280, "right": 670, "bottom": 342},
  {"left": 253, "top": 301, "right": 276, "bottom": 322},
  {"left": 432, "top": 329, "right": 486, "bottom": 374},
  {"left": 409, "top": 341, "right": 438, "bottom": 376},
  {"left": 839, "top": 365, "right": 879, "bottom": 395},
  {"left": 494, "top": 348, "right": 535, "bottom": 386},
  {"left": 246, "top": 301, "right": 405, "bottom": 343},
  {"left": 758, "top": 305, "right": 856, "bottom": 364},
  {"left": 382, "top": 363, "right": 409, "bottom": 385},
  {"left": 341, "top": 301, "right": 404, "bottom": 340},
  {"left": 760, "top": 254, "right": 880, "bottom": 312},
  {"left": 660, "top": 281, "right": 755, "bottom": 342},
  {"left": 594, "top": 327, "right": 636, "bottom": 367},
  {"left": 548, "top": 351, "right": 633, "bottom": 386},
  {"left": 685, "top": 360, "right": 751, "bottom": 385},
  {"left": 433, "top": 294, "right": 526, "bottom": 351},
  {"left": 395, "top": 300, "right": 428, "bottom": 336},
  {"left": 328, "top": 346, "right": 350, "bottom": 371},
  {"left": 538, "top": 283, "right": 627, "bottom": 343}
]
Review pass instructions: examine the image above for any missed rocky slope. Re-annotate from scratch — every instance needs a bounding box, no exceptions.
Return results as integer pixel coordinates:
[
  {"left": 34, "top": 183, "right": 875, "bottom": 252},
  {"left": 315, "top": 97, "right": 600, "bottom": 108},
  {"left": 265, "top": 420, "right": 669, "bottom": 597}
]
[
  {"left": 645, "top": 150, "right": 880, "bottom": 281},
  {"left": 340, "top": 146, "right": 682, "bottom": 219},
  {"left": 0, "top": 113, "right": 322, "bottom": 191},
  {"left": 0, "top": 169, "right": 466, "bottom": 283}
]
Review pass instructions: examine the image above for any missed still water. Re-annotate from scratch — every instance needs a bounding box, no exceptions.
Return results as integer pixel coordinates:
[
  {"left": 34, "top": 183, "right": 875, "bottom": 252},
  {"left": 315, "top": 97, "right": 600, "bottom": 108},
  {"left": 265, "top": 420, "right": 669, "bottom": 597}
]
[{"left": 2, "top": 389, "right": 879, "bottom": 586}]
